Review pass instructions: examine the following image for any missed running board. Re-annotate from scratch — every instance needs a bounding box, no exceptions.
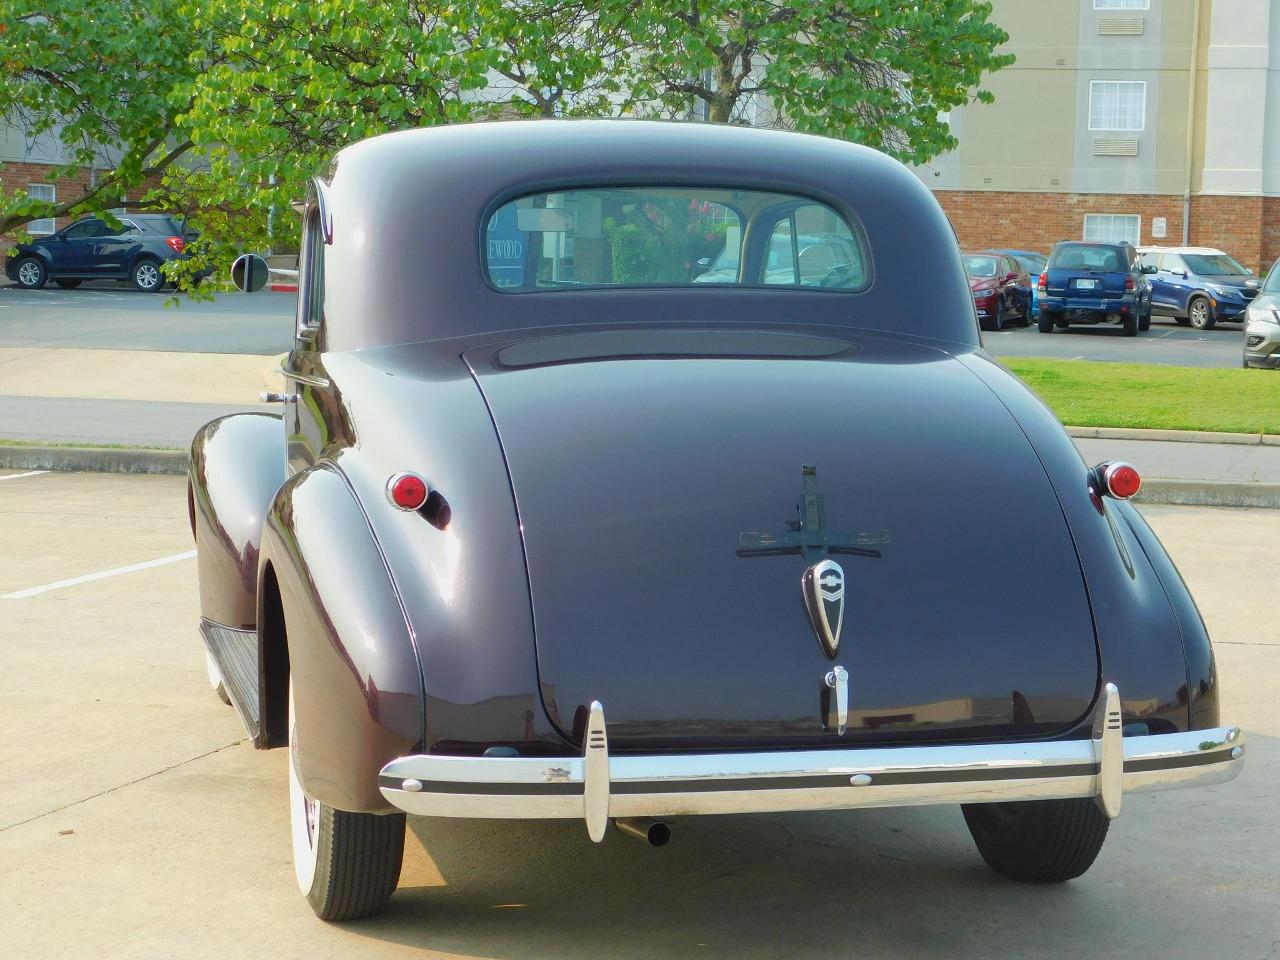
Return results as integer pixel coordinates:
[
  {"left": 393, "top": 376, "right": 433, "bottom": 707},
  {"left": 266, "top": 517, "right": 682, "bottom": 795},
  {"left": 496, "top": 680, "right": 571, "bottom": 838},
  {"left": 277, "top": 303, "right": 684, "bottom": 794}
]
[{"left": 199, "top": 619, "right": 260, "bottom": 742}]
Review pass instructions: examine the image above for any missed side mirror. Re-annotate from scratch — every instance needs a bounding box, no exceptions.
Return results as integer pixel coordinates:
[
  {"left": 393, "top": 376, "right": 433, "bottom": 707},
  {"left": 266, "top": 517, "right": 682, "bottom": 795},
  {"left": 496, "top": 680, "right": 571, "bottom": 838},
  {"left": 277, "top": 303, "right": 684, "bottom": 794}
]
[
  {"left": 1005, "top": 272, "right": 1019, "bottom": 282},
  {"left": 232, "top": 253, "right": 269, "bottom": 293},
  {"left": 1142, "top": 264, "right": 1158, "bottom": 274}
]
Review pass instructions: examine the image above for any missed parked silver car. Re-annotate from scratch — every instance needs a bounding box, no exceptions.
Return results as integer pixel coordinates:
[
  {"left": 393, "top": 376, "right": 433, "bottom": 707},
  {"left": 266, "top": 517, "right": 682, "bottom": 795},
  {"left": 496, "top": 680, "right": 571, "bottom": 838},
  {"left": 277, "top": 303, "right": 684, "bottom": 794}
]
[{"left": 1243, "top": 258, "right": 1280, "bottom": 368}]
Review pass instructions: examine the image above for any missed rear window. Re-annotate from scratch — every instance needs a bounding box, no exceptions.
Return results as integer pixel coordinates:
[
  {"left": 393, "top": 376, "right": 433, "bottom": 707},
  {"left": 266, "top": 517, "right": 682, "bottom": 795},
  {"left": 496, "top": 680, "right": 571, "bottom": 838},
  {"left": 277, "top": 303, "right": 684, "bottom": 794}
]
[
  {"left": 1049, "top": 244, "right": 1124, "bottom": 273},
  {"left": 484, "top": 186, "right": 868, "bottom": 292}
]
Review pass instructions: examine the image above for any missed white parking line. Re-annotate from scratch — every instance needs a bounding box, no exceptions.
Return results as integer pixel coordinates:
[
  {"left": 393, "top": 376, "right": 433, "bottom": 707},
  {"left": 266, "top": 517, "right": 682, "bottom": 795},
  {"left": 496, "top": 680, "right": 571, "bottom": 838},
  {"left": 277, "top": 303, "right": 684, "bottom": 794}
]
[
  {"left": 0, "top": 470, "right": 48, "bottom": 481},
  {"left": 2, "top": 549, "right": 196, "bottom": 599}
]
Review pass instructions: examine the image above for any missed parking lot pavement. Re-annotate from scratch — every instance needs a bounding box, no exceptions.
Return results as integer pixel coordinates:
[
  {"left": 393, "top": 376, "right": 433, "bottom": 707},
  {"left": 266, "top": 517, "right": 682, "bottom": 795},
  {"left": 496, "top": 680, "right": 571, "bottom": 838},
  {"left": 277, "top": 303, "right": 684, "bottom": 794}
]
[
  {"left": 0, "top": 283, "right": 294, "bottom": 355},
  {"left": 988, "top": 319, "right": 1245, "bottom": 368},
  {"left": 1, "top": 471, "right": 1276, "bottom": 959},
  {"left": 0, "top": 281, "right": 1251, "bottom": 367}
]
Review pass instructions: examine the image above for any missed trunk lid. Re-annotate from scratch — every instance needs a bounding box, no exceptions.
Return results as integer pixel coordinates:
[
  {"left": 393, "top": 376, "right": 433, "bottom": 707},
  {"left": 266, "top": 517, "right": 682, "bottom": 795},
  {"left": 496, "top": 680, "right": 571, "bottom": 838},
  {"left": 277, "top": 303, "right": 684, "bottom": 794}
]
[{"left": 466, "top": 329, "right": 1099, "bottom": 750}]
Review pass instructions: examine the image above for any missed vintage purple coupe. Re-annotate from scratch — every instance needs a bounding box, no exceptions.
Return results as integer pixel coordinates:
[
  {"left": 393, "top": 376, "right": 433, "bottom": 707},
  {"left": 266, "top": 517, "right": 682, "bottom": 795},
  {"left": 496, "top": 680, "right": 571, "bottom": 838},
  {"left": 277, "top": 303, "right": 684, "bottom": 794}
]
[{"left": 189, "top": 120, "right": 1243, "bottom": 921}]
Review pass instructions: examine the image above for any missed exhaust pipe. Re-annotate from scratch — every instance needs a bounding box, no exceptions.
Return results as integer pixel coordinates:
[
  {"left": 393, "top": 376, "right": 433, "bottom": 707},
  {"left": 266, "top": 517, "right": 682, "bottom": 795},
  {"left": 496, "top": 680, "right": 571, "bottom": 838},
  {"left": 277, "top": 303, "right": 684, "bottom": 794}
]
[{"left": 613, "top": 817, "right": 672, "bottom": 847}]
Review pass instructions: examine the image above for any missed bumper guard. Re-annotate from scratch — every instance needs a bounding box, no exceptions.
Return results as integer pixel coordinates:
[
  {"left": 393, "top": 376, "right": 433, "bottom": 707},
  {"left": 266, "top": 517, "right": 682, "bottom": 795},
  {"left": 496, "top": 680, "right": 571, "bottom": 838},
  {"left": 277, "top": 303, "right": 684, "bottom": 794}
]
[{"left": 378, "top": 684, "right": 1244, "bottom": 842}]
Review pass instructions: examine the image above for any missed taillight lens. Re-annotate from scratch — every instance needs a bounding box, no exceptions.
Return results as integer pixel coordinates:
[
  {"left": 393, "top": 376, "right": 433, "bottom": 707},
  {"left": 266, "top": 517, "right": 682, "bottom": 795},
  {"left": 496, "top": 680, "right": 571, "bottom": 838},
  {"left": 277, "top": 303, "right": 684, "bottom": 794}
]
[
  {"left": 386, "top": 472, "right": 429, "bottom": 511},
  {"left": 1096, "top": 461, "right": 1141, "bottom": 500},
  {"left": 165, "top": 236, "right": 185, "bottom": 253},
  {"left": 1037, "top": 272, "right": 1047, "bottom": 291},
  {"left": 1125, "top": 276, "right": 1135, "bottom": 291}
]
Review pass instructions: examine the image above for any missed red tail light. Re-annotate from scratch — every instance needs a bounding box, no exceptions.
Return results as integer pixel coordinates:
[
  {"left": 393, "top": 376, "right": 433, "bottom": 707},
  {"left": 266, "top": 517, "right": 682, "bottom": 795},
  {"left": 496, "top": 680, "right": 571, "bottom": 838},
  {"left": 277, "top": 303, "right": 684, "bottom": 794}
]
[
  {"left": 1125, "top": 276, "right": 1135, "bottom": 291},
  {"left": 165, "top": 236, "right": 185, "bottom": 253},
  {"left": 1095, "top": 461, "right": 1141, "bottom": 500},
  {"left": 386, "top": 472, "right": 429, "bottom": 511},
  {"left": 1037, "top": 272, "right": 1047, "bottom": 291}
]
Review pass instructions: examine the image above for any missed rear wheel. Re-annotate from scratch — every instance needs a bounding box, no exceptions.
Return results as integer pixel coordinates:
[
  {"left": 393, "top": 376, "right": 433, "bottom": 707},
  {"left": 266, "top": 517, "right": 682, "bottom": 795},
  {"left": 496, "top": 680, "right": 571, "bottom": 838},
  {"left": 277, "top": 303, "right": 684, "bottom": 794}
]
[
  {"left": 963, "top": 798, "right": 1109, "bottom": 883},
  {"left": 1188, "top": 296, "right": 1215, "bottom": 330},
  {"left": 55, "top": 278, "right": 83, "bottom": 289},
  {"left": 14, "top": 257, "right": 47, "bottom": 289},
  {"left": 1138, "top": 301, "right": 1151, "bottom": 332},
  {"left": 131, "top": 258, "right": 164, "bottom": 292},
  {"left": 1037, "top": 309, "right": 1057, "bottom": 333},
  {"left": 1122, "top": 310, "right": 1138, "bottom": 337},
  {"left": 289, "top": 677, "right": 405, "bottom": 921}
]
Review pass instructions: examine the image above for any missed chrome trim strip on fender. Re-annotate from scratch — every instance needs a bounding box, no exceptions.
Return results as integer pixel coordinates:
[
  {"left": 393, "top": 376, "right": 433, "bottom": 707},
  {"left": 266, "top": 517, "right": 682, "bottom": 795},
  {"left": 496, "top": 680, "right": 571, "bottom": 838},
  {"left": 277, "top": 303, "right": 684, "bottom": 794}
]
[{"left": 377, "top": 689, "right": 1244, "bottom": 841}]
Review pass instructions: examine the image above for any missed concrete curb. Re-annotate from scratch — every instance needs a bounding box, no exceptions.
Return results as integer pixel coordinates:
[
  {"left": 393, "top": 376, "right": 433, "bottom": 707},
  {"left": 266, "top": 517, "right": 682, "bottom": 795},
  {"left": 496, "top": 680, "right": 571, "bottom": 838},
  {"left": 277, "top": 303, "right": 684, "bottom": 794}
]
[
  {"left": 0, "top": 445, "right": 186, "bottom": 475},
  {"left": 1066, "top": 425, "right": 1280, "bottom": 446},
  {"left": 5, "top": 443, "right": 1280, "bottom": 508},
  {"left": 1135, "top": 479, "right": 1280, "bottom": 509}
]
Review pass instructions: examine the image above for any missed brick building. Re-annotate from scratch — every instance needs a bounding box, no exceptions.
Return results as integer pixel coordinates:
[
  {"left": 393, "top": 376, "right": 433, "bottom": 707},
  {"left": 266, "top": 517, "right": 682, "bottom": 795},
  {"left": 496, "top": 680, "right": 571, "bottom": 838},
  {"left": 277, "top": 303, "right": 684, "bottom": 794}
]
[
  {"left": 0, "top": 125, "right": 156, "bottom": 256},
  {"left": 918, "top": 0, "right": 1280, "bottom": 274}
]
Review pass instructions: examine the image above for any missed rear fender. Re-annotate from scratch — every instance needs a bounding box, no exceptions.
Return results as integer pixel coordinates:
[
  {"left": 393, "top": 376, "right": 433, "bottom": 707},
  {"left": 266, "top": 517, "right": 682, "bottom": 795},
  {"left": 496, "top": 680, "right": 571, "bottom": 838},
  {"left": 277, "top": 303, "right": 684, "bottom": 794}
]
[
  {"left": 259, "top": 465, "right": 424, "bottom": 814},
  {"left": 958, "top": 353, "right": 1195, "bottom": 733},
  {"left": 189, "top": 413, "right": 285, "bottom": 628}
]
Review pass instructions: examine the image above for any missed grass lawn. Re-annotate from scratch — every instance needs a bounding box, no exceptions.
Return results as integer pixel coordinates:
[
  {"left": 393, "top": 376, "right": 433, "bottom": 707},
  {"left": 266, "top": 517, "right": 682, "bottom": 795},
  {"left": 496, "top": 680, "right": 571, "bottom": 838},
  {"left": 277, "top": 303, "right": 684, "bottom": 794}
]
[{"left": 1003, "top": 359, "right": 1280, "bottom": 435}]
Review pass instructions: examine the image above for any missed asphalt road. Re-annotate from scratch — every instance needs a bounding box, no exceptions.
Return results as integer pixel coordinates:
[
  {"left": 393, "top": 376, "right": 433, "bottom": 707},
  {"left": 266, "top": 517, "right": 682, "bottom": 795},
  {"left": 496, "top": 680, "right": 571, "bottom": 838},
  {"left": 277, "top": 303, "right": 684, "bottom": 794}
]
[
  {"left": 0, "top": 470, "right": 1276, "bottom": 959},
  {"left": 0, "top": 282, "right": 1251, "bottom": 366},
  {"left": 0, "top": 282, "right": 296, "bottom": 355}
]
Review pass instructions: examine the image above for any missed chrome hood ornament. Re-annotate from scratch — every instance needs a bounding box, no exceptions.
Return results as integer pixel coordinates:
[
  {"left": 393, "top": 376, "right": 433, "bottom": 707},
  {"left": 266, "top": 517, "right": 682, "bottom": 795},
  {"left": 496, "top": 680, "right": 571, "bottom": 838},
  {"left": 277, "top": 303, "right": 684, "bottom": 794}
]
[{"left": 804, "top": 560, "right": 845, "bottom": 658}]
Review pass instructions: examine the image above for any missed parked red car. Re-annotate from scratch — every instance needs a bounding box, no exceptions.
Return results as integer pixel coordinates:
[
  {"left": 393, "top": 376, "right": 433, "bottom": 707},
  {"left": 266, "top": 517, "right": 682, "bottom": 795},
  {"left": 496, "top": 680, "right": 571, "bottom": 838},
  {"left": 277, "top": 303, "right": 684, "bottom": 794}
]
[{"left": 963, "top": 252, "right": 1032, "bottom": 330}]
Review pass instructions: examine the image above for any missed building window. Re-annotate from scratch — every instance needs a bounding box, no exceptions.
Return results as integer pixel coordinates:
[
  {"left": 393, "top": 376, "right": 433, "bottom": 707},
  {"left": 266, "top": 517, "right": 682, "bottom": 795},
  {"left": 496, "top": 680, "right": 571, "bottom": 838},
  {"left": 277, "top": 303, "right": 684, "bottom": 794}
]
[
  {"left": 1094, "top": 0, "right": 1149, "bottom": 8},
  {"left": 26, "top": 184, "right": 56, "bottom": 234},
  {"left": 1088, "top": 81, "right": 1147, "bottom": 131},
  {"left": 1083, "top": 214, "right": 1141, "bottom": 245}
]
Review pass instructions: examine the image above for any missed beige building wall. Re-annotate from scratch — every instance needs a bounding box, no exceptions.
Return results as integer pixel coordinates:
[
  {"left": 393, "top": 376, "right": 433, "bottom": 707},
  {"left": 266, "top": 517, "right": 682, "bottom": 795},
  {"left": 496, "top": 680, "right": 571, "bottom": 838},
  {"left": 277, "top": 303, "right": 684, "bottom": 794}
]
[{"left": 922, "top": 0, "right": 1279, "bottom": 269}]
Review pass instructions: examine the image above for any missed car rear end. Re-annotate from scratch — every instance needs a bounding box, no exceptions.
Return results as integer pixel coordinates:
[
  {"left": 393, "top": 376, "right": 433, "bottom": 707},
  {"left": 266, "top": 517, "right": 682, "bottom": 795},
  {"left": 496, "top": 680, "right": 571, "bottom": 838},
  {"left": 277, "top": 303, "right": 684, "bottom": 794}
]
[
  {"left": 1039, "top": 242, "right": 1140, "bottom": 324},
  {"left": 140, "top": 215, "right": 209, "bottom": 282}
]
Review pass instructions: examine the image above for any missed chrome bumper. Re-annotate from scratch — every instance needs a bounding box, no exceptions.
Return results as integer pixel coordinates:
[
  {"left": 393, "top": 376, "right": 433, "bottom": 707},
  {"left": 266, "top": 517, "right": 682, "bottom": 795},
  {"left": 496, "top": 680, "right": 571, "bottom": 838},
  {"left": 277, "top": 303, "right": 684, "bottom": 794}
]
[{"left": 378, "top": 685, "right": 1244, "bottom": 842}]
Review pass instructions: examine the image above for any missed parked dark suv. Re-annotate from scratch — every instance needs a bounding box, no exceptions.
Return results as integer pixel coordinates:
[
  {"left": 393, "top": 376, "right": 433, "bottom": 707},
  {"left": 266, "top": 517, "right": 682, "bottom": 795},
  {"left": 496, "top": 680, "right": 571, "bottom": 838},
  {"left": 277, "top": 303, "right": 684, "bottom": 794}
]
[
  {"left": 6, "top": 214, "right": 199, "bottom": 292},
  {"left": 1037, "top": 240, "right": 1153, "bottom": 336}
]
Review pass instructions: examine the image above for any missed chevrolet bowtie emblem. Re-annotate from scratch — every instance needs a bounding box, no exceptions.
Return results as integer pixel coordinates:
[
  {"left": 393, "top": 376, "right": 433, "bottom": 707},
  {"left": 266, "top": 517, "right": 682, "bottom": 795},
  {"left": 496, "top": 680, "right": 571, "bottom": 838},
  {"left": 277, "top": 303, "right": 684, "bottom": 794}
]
[{"left": 738, "top": 465, "right": 888, "bottom": 659}]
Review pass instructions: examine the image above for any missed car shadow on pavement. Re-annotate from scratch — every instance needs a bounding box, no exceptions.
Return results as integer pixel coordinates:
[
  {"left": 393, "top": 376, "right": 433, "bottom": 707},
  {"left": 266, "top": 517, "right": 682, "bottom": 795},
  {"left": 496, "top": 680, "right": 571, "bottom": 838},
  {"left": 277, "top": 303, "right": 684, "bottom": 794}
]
[{"left": 346, "top": 736, "right": 1276, "bottom": 960}]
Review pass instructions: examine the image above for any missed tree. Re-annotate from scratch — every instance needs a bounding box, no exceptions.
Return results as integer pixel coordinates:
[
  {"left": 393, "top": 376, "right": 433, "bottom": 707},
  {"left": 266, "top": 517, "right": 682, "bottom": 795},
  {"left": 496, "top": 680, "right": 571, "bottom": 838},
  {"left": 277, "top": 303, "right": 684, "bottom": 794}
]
[
  {"left": 0, "top": 2, "right": 208, "bottom": 236},
  {"left": 170, "top": 0, "right": 1011, "bottom": 287},
  {"left": 615, "top": 0, "right": 1013, "bottom": 164}
]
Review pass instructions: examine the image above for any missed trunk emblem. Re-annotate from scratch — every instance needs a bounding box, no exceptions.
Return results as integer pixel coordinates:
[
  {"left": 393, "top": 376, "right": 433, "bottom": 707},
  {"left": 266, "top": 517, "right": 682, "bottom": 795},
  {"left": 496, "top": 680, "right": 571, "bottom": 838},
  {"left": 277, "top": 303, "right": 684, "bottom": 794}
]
[
  {"left": 737, "top": 465, "right": 888, "bottom": 659},
  {"left": 805, "top": 560, "right": 846, "bottom": 658}
]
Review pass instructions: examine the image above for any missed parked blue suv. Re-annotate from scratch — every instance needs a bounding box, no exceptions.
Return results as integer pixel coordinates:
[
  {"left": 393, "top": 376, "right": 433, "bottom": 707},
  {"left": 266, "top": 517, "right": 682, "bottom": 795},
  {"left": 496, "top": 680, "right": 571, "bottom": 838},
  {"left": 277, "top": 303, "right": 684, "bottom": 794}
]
[
  {"left": 5, "top": 213, "right": 199, "bottom": 292},
  {"left": 1136, "top": 246, "right": 1261, "bottom": 330},
  {"left": 1037, "top": 240, "right": 1153, "bottom": 337}
]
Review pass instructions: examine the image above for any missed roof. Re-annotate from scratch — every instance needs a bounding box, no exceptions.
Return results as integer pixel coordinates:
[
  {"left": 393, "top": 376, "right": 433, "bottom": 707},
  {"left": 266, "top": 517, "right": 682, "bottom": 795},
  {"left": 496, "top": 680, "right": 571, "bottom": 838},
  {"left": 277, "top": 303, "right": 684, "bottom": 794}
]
[{"left": 318, "top": 120, "right": 978, "bottom": 352}]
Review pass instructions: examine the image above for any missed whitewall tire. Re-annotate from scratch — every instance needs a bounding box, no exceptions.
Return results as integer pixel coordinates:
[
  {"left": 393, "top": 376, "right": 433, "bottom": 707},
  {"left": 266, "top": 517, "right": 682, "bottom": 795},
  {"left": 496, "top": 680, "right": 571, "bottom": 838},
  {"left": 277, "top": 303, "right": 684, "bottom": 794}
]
[
  {"left": 289, "top": 681, "right": 321, "bottom": 894},
  {"left": 206, "top": 650, "right": 232, "bottom": 705},
  {"left": 287, "top": 676, "right": 406, "bottom": 921}
]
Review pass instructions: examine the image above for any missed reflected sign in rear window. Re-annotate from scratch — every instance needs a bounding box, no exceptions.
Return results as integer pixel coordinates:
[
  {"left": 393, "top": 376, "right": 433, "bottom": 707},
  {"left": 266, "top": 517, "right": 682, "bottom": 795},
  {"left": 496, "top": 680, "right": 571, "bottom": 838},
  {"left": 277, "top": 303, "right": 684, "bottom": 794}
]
[{"left": 483, "top": 186, "right": 868, "bottom": 293}]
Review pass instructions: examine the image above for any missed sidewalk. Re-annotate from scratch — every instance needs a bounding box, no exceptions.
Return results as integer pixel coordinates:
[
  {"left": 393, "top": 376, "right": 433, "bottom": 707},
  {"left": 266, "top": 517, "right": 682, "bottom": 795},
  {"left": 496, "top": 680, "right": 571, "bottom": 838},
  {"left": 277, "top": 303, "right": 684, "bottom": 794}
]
[{"left": 2, "top": 346, "right": 1278, "bottom": 505}]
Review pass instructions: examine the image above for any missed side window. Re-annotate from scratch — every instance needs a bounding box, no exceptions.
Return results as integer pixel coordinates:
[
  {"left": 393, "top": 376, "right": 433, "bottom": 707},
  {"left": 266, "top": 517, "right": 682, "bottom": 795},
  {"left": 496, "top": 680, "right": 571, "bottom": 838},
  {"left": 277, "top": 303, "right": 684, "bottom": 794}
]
[
  {"left": 298, "top": 210, "right": 325, "bottom": 336},
  {"left": 63, "top": 220, "right": 103, "bottom": 239},
  {"left": 763, "top": 218, "right": 799, "bottom": 285}
]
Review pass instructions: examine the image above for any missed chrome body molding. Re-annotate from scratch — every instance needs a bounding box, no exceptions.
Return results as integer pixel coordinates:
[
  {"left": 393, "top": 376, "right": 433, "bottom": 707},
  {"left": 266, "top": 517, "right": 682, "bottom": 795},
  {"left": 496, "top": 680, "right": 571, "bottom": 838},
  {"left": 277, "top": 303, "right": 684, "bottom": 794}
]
[{"left": 378, "top": 686, "right": 1244, "bottom": 840}]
